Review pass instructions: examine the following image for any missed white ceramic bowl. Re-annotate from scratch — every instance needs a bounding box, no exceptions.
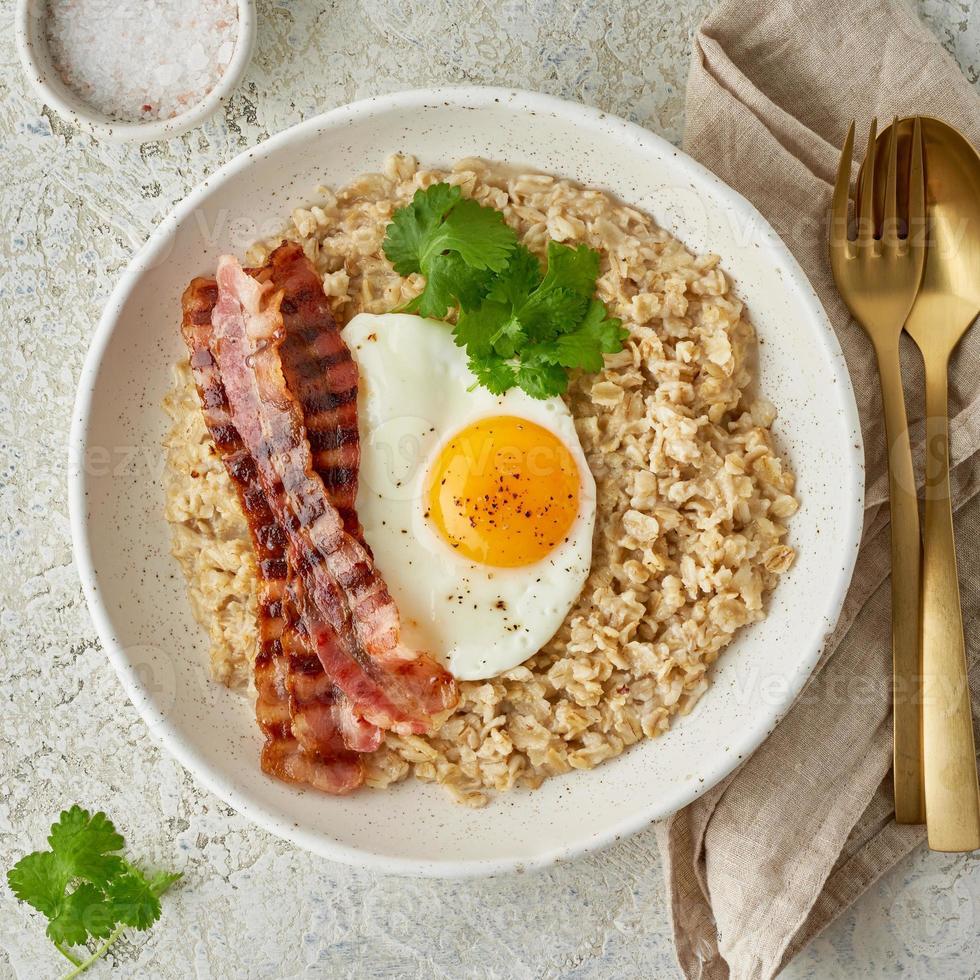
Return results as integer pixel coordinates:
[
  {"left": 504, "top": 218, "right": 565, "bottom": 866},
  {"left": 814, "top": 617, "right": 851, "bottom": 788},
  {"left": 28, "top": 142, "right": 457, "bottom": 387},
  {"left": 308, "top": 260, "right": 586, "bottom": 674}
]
[
  {"left": 69, "top": 88, "right": 864, "bottom": 877},
  {"left": 15, "top": 0, "right": 256, "bottom": 143}
]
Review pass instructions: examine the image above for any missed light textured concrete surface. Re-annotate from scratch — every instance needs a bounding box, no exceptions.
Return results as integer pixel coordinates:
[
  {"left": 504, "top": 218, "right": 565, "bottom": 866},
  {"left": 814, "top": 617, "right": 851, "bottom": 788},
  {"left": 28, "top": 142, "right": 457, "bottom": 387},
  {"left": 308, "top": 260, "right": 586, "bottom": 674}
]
[{"left": 1, "top": 1, "right": 978, "bottom": 977}]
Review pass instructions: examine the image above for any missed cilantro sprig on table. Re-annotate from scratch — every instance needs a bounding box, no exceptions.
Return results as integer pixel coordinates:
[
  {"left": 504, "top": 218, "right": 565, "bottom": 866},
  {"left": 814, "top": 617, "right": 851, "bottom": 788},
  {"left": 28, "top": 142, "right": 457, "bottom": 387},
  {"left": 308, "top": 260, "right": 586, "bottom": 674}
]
[
  {"left": 383, "top": 183, "right": 628, "bottom": 398},
  {"left": 6, "top": 806, "right": 181, "bottom": 978}
]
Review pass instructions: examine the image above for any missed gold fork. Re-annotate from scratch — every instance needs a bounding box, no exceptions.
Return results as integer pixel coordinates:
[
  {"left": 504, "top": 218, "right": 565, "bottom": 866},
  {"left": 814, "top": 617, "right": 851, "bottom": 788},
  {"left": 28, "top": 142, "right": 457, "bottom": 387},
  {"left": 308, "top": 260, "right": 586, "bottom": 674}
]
[{"left": 830, "top": 117, "right": 926, "bottom": 824}]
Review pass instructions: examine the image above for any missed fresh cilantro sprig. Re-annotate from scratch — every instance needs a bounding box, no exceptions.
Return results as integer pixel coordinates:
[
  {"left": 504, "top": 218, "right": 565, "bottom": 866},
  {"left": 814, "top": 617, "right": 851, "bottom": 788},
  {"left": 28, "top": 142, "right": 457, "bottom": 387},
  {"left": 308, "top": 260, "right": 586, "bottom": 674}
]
[
  {"left": 455, "top": 242, "right": 628, "bottom": 397},
  {"left": 382, "top": 183, "right": 628, "bottom": 398},
  {"left": 7, "top": 806, "right": 181, "bottom": 978},
  {"left": 383, "top": 182, "right": 518, "bottom": 318}
]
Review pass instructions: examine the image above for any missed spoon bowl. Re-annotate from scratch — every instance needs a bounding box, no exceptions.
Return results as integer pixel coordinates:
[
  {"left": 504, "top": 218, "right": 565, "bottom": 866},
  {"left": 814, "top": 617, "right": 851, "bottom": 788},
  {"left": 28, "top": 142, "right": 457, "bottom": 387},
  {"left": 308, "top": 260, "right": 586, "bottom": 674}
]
[{"left": 873, "top": 117, "right": 980, "bottom": 346}]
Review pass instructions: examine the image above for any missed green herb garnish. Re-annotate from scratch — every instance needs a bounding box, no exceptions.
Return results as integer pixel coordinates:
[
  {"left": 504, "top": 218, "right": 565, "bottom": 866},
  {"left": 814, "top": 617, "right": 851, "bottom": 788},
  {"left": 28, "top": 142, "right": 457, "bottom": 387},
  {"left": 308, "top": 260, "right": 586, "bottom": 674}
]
[
  {"left": 382, "top": 182, "right": 517, "bottom": 318},
  {"left": 7, "top": 806, "right": 181, "bottom": 978},
  {"left": 382, "top": 183, "right": 628, "bottom": 398}
]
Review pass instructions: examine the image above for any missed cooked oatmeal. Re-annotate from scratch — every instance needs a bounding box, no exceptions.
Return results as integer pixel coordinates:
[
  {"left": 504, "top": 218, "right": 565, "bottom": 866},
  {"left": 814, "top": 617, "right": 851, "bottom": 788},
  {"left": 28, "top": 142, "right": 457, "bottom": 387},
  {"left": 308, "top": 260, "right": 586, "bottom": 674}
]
[{"left": 163, "top": 155, "right": 798, "bottom": 806}]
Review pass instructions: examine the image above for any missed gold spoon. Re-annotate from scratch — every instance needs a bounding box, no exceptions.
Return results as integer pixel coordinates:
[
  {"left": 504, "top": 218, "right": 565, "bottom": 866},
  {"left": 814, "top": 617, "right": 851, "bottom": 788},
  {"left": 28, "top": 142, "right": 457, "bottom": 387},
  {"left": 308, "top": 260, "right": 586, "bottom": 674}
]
[{"left": 872, "top": 117, "right": 980, "bottom": 851}]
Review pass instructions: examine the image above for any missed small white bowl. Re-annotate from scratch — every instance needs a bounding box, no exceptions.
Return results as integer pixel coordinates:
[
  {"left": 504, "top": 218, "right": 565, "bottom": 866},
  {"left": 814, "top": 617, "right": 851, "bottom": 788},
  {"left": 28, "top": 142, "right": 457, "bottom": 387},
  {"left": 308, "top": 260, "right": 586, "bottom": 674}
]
[{"left": 14, "top": 0, "right": 256, "bottom": 143}]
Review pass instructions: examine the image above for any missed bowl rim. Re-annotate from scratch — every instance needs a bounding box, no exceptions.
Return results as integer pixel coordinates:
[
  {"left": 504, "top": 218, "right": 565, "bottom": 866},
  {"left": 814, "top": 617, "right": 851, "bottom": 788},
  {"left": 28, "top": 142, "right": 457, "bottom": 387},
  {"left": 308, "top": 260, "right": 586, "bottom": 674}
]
[
  {"left": 68, "top": 86, "right": 865, "bottom": 878},
  {"left": 14, "top": 0, "right": 256, "bottom": 143}
]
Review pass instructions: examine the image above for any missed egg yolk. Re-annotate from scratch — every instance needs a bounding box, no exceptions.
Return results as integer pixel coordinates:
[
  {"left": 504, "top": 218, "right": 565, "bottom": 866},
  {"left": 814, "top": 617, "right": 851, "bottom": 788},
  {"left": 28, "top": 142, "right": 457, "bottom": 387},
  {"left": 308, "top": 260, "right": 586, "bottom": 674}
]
[{"left": 425, "top": 416, "right": 581, "bottom": 568}]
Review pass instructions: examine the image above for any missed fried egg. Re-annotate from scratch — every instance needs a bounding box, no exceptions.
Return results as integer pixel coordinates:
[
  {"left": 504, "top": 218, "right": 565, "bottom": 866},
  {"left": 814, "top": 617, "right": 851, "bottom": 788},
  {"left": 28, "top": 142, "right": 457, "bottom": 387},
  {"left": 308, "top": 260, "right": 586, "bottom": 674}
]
[{"left": 341, "top": 313, "right": 596, "bottom": 680}]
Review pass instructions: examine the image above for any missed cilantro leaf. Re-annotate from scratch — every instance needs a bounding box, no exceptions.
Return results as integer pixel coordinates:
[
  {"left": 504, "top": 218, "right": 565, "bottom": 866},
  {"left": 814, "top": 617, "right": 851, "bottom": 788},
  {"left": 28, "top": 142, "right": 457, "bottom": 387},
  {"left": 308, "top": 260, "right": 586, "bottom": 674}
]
[
  {"left": 459, "top": 244, "right": 623, "bottom": 397},
  {"left": 468, "top": 354, "right": 517, "bottom": 395},
  {"left": 6, "top": 806, "right": 182, "bottom": 976},
  {"left": 383, "top": 183, "right": 517, "bottom": 316},
  {"left": 486, "top": 314, "right": 528, "bottom": 359},
  {"left": 49, "top": 806, "right": 124, "bottom": 858},
  {"left": 455, "top": 302, "right": 512, "bottom": 360},
  {"left": 382, "top": 183, "right": 462, "bottom": 275},
  {"left": 434, "top": 198, "right": 517, "bottom": 271},
  {"left": 47, "top": 883, "right": 116, "bottom": 946},
  {"left": 485, "top": 245, "right": 589, "bottom": 343},
  {"left": 515, "top": 354, "right": 569, "bottom": 399},
  {"left": 7, "top": 850, "right": 66, "bottom": 918},
  {"left": 107, "top": 870, "right": 163, "bottom": 930},
  {"left": 486, "top": 245, "right": 542, "bottom": 306},
  {"left": 519, "top": 287, "right": 589, "bottom": 341},
  {"left": 49, "top": 806, "right": 127, "bottom": 887},
  {"left": 413, "top": 252, "right": 495, "bottom": 318},
  {"left": 539, "top": 241, "right": 601, "bottom": 299},
  {"left": 551, "top": 299, "right": 628, "bottom": 372}
]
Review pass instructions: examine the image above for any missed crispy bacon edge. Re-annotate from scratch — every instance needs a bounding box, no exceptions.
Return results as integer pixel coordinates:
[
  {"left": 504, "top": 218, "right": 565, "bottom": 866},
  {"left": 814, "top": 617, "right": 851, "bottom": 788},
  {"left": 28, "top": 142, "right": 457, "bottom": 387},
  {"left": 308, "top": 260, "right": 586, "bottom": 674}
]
[
  {"left": 259, "top": 245, "right": 381, "bottom": 754},
  {"left": 210, "top": 253, "right": 460, "bottom": 736},
  {"left": 264, "top": 244, "right": 366, "bottom": 546},
  {"left": 181, "top": 275, "right": 370, "bottom": 795}
]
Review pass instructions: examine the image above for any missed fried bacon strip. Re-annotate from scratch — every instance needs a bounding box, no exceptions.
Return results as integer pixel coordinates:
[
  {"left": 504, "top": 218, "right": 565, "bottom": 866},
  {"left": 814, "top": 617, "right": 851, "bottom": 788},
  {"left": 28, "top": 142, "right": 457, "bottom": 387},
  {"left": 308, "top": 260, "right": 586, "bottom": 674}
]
[
  {"left": 181, "top": 270, "right": 373, "bottom": 795},
  {"left": 210, "top": 254, "right": 459, "bottom": 735},
  {"left": 265, "top": 244, "right": 365, "bottom": 546},
  {"left": 259, "top": 245, "right": 380, "bottom": 755}
]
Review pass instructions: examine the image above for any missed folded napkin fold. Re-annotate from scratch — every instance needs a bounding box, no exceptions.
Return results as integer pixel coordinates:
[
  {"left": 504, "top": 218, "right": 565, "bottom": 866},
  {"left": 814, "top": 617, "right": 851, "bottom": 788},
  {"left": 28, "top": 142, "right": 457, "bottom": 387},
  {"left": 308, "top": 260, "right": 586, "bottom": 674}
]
[{"left": 656, "top": 1, "right": 980, "bottom": 976}]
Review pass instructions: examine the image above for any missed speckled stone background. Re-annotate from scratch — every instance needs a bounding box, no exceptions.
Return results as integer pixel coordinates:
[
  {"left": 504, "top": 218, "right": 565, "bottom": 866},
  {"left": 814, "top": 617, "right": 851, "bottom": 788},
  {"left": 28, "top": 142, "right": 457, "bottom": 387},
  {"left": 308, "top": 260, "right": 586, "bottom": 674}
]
[{"left": 2, "top": 1, "right": 979, "bottom": 977}]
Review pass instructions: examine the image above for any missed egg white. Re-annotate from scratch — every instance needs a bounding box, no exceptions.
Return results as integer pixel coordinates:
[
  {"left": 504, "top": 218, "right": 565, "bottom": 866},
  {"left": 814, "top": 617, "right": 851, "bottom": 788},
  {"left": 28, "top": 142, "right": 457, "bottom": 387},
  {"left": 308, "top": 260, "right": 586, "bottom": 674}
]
[{"left": 341, "top": 313, "right": 596, "bottom": 681}]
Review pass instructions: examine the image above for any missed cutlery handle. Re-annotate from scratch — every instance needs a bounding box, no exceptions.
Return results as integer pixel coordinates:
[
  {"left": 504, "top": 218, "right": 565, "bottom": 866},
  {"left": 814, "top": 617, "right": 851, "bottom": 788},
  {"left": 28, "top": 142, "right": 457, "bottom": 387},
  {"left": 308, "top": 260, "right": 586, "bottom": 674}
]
[
  {"left": 877, "top": 341, "right": 925, "bottom": 824},
  {"left": 921, "top": 352, "right": 980, "bottom": 851}
]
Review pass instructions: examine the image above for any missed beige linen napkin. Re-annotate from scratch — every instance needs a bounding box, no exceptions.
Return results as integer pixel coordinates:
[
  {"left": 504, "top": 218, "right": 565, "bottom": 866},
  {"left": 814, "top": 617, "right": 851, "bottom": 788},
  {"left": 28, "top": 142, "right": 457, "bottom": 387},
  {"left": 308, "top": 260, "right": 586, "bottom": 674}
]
[{"left": 656, "top": 1, "right": 980, "bottom": 977}]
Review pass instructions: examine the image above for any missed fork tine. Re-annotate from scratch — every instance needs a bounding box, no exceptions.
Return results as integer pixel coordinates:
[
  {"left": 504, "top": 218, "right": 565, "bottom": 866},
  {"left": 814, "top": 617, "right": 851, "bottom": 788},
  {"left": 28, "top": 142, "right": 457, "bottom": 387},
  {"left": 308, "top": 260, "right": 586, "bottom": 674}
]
[
  {"left": 831, "top": 120, "right": 855, "bottom": 256},
  {"left": 882, "top": 117, "right": 899, "bottom": 243},
  {"left": 908, "top": 116, "right": 925, "bottom": 249},
  {"left": 857, "top": 118, "right": 878, "bottom": 243}
]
